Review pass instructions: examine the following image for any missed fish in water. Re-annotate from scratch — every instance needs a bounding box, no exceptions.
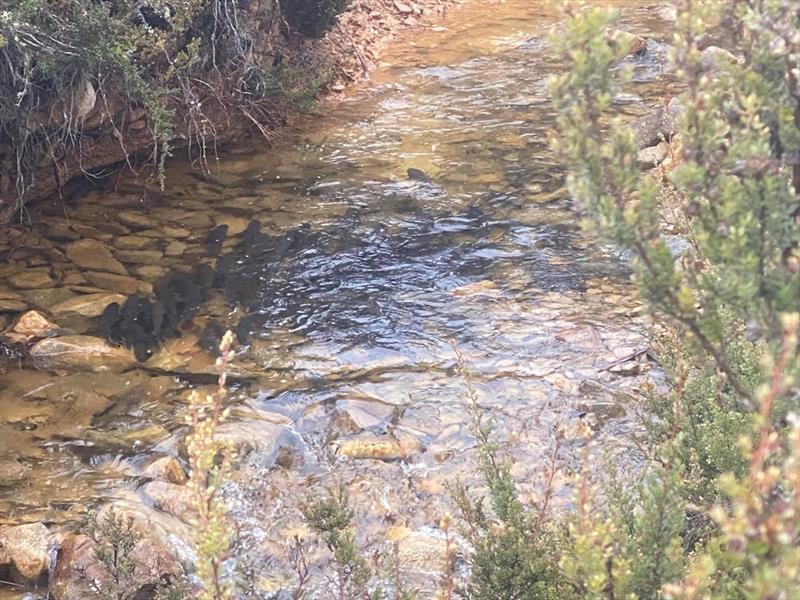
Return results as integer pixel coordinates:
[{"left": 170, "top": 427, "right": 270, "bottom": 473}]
[
  {"left": 204, "top": 224, "right": 228, "bottom": 256},
  {"left": 406, "top": 167, "right": 430, "bottom": 182}
]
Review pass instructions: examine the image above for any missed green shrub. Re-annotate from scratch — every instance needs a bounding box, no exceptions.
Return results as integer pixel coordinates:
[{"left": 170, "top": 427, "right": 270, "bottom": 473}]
[
  {"left": 459, "top": 0, "right": 798, "bottom": 598},
  {"left": 301, "top": 485, "right": 372, "bottom": 599},
  {"left": 546, "top": 0, "right": 799, "bottom": 597}
]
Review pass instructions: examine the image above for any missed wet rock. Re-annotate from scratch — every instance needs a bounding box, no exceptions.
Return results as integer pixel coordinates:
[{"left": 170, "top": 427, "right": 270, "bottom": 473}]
[
  {"left": 213, "top": 420, "right": 306, "bottom": 466},
  {"left": 51, "top": 533, "right": 182, "bottom": 600},
  {"left": 3, "top": 310, "right": 60, "bottom": 343},
  {"left": 65, "top": 239, "right": 128, "bottom": 275},
  {"left": 336, "top": 429, "right": 422, "bottom": 461},
  {"left": 50, "top": 293, "right": 126, "bottom": 317},
  {"left": 607, "top": 29, "right": 647, "bottom": 58},
  {"left": 114, "top": 235, "right": 154, "bottom": 250},
  {"left": 142, "top": 456, "right": 187, "bottom": 484},
  {"left": 0, "top": 290, "right": 29, "bottom": 313},
  {"left": 160, "top": 226, "right": 191, "bottom": 239},
  {"left": 633, "top": 98, "right": 684, "bottom": 148},
  {"left": 140, "top": 481, "right": 197, "bottom": 524},
  {"left": 701, "top": 45, "right": 740, "bottom": 70},
  {"left": 0, "top": 457, "right": 30, "bottom": 486},
  {"left": 407, "top": 167, "right": 430, "bottom": 181},
  {"left": 135, "top": 265, "right": 168, "bottom": 280},
  {"left": 203, "top": 224, "right": 228, "bottom": 255},
  {"left": 8, "top": 269, "right": 54, "bottom": 290},
  {"left": 83, "top": 271, "right": 142, "bottom": 295},
  {"left": 576, "top": 400, "right": 627, "bottom": 424},
  {"left": 0, "top": 522, "right": 52, "bottom": 583},
  {"left": 30, "top": 335, "right": 137, "bottom": 372},
  {"left": 637, "top": 141, "right": 669, "bottom": 168},
  {"left": 164, "top": 241, "right": 187, "bottom": 257},
  {"left": 113, "top": 249, "right": 164, "bottom": 264},
  {"left": 116, "top": 211, "right": 159, "bottom": 229},
  {"left": 393, "top": 527, "right": 452, "bottom": 574}
]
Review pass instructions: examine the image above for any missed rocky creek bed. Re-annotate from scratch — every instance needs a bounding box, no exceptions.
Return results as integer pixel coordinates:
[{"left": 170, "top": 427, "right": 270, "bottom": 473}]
[{"left": 0, "top": 1, "right": 710, "bottom": 597}]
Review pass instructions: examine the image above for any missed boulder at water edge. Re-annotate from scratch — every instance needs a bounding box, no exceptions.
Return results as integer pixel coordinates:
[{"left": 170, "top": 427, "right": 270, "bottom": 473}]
[
  {"left": 30, "top": 335, "right": 137, "bottom": 372},
  {"left": 0, "top": 522, "right": 52, "bottom": 584}
]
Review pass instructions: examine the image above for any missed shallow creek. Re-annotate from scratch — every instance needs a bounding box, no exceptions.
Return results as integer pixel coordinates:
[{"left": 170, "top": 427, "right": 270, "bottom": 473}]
[{"left": 0, "top": 1, "right": 677, "bottom": 595}]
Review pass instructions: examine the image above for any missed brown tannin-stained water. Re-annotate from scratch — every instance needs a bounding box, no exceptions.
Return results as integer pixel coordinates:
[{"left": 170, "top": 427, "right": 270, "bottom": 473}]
[{"left": 0, "top": 1, "right": 677, "bottom": 595}]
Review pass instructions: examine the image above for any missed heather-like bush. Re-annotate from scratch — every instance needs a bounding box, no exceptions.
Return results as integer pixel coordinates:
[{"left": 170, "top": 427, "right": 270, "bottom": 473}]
[{"left": 459, "top": 1, "right": 798, "bottom": 598}]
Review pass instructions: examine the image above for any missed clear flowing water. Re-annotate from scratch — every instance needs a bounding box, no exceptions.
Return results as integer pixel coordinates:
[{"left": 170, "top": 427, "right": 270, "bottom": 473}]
[{"left": 0, "top": 0, "right": 676, "bottom": 595}]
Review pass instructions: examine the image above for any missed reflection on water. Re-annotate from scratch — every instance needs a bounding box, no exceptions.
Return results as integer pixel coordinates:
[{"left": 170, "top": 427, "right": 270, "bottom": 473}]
[{"left": 0, "top": 0, "right": 675, "bottom": 593}]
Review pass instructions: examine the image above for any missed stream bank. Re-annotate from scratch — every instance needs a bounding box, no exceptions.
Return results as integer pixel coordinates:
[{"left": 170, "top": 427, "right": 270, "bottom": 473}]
[
  {"left": 0, "top": 1, "right": 684, "bottom": 598},
  {"left": 0, "top": 0, "right": 458, "bottom": 225}
]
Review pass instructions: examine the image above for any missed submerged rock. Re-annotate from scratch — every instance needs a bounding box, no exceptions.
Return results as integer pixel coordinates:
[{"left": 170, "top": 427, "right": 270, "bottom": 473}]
[
  {"left": 50, "top": 292, "right": 127, "bottom": 317},
  {"left": 51, "top": 533, "right": 182, "bottom": 600},
  {"left": 142, "top": 456, "right": 188, "bottom": 485},
  {"left": 140, "top": 481, "right": 198, "bottom": 525},
  {"left": 0, "top": 290, "right": 29, "bottom": 313},
  {"left": 65, "top": 239, "right": 128, "bottom": 275},
  {"left": 83, "top": 271, "right": 142, "bottom": 295},
  {"left": 30, "top": 335, "right": 137, "bottom": 372},
  {"left": 0, "top": 522, "right": 52, "bottom": 583},
  {"left": 3, "top": 310, "right": 60, "bottom": 343},
  {"left": 8, "top": 269, "right": 54, "bottom": 290}
]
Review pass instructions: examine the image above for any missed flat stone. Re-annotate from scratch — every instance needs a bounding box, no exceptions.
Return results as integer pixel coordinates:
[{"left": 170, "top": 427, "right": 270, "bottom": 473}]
[
  {"left": 637, "top": 141, "right": 669, "bottom": 168},
  {"left": 114, "top": 235, "right": 154, "bottom": 250},
  {"left": 114, "top": 249, "right": 164, "bottom": 264},
  {"left": 65, "top": 239, "right": 128, "bottom": 275},
  {"left": 62, "top": 272, "right": 88, "bottom": 285},
  {"left": 83, "top": 271, "right": 141, "bottom": 294},
  {"left": 163, "top": 241, "right": 187, "bottom": 257},
  {"left": 8, "top": 269, "right": 54, "bottom": 289},
  {"left": 50, "top": 293, "right": 126, "bottom": 317},
  {"left": 116, "top": 211, "right": 159, "bottom": 229},
  {"left": 160, "top": 226, "right": 191, "bottom": 239},
  {"left": 0, "top": 522, "right": 52, "bottom": 583},
  {"left": 0, "top": 299, "right": 29, "bottom": 312},
  {"left": 135, "top": 265, "right": 167, "bottom": 281},
  {"left": 30, "top": 335, "right": 137, "bottom": 372},
  {"left": 70, "top": 224, "right": 114, "bottom": 242}
]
